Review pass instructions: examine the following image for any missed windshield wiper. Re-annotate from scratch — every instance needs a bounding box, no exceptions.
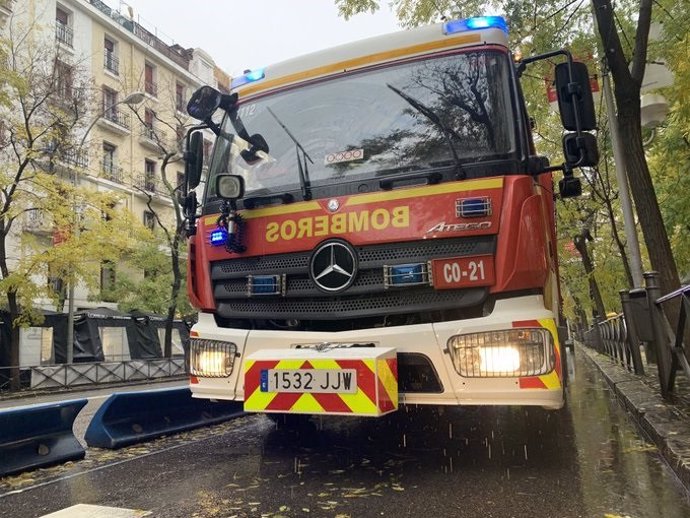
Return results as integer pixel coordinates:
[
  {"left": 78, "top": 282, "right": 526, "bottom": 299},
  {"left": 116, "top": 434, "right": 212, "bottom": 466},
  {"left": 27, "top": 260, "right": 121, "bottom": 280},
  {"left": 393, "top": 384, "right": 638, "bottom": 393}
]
[
  {"left": 387, "top": 84, "right": 466, "bottom": 180},
  {"left": 266, "top": 107, "right": 313, "bottom": 200}
]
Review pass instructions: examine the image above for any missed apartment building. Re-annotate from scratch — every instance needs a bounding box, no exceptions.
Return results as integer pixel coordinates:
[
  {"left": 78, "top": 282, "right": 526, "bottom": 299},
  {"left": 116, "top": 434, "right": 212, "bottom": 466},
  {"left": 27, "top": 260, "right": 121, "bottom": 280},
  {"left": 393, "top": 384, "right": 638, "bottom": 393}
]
[{"left": 1, "top": 0, "right": 228, "bottom": 311}]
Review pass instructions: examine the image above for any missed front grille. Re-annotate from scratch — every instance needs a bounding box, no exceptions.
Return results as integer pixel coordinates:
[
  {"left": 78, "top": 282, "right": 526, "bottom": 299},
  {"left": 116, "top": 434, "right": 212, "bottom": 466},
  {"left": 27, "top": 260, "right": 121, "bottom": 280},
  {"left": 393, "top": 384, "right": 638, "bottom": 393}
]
[{"left": 211, "top": 237, "right": 495, "bottom": 320}]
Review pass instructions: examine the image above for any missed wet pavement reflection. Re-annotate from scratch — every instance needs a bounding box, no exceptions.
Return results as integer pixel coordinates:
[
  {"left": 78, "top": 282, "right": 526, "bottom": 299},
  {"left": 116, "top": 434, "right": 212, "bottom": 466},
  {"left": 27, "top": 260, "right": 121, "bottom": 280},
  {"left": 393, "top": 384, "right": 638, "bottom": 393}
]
[{"left": 1, "top": 349, "right": 689, "bottom": 517}]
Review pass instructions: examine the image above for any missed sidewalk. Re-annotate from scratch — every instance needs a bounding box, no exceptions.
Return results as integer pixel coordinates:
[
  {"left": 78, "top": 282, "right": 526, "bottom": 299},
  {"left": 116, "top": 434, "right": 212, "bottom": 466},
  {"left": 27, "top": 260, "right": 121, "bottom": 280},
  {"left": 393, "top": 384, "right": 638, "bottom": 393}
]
[{"left": 578, "top": 342, "right": 690, "bottom": 491}]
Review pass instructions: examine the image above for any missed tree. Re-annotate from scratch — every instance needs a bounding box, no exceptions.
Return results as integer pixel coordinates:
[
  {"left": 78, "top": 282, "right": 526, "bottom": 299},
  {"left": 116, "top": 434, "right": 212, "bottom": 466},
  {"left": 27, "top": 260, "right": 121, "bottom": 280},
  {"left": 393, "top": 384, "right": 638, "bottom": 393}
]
[
  {"left": 0, "top": 17, "right": 137, "bottom": 389},
  {"left": 125, "top": 78, "right": 195, "bottom": 357},
  {"left": 337, "top": 0, "right": 683, "bottom": 297},
  {"left": 591, "top": 0, "right": 680, "bottom": 298}
]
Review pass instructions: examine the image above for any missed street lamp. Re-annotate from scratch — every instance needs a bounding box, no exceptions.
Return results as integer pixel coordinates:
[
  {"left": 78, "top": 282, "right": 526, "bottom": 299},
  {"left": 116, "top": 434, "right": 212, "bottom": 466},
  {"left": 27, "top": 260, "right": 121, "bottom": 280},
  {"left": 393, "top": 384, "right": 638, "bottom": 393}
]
[{"left": 65, "top": 91, "right": 144, "bottom": 364}]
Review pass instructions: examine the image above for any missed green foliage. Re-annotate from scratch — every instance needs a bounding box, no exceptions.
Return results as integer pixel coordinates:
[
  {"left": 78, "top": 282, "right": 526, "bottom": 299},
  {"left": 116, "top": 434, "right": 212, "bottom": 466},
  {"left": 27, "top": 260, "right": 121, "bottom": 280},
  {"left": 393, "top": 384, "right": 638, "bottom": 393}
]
[{"left": 103, "top": 237, "right": 192, "bottom": 317}]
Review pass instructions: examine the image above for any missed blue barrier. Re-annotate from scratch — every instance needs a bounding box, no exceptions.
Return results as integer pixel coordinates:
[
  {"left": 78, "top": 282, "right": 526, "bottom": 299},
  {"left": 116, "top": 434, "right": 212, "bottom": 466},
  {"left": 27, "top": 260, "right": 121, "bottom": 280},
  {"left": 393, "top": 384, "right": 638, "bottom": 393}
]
[
  {"left": 84, "top": 387, "right": 244, "bottom": 449},
  {"left": 0, "top": 399, "right": 87, "bottom": 477}
]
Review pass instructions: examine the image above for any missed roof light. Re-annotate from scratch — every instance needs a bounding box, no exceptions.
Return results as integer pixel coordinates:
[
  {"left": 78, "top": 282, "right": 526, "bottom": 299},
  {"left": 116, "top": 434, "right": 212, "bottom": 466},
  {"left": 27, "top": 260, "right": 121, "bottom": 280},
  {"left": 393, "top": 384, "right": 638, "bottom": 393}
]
[
  {"left": 231, "top": 68, "right": 265, "bottom": 89},
  {"left": 443, "top": 16, "right": 509, "bottom": 36}
]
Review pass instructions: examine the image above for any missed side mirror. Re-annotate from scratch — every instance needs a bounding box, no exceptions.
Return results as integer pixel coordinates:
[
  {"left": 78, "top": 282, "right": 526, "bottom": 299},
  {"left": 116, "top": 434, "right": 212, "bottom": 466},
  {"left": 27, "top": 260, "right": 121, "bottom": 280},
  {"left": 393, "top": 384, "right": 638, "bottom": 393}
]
[
  {"left": 563, "top": 132, "right": 599, "bottom": 167},
  {"left": 185, "top": 131, "right": 204, "bottom": 190},
  {"left": 187, "top": 86, "right": 222, "bottom": 121},
  {"left": 240, "top": 134, "right": 269, "bottom": 165},
  {"left": 555, "top": 62, "right": 596, "bottom": 131},
  {"left": 559, "top": 174, "right": 582, "bottom": 198},
  {"left": 216, "top": 174, "right": 245, "bottom": 200}
]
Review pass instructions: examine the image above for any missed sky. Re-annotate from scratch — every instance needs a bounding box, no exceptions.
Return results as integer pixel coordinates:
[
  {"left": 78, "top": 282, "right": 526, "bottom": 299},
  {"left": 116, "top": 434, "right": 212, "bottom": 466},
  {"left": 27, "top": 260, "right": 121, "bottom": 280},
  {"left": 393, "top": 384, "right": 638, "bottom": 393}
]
[{"left": 109, "top": 1, "right": 401, "bottom": 76}]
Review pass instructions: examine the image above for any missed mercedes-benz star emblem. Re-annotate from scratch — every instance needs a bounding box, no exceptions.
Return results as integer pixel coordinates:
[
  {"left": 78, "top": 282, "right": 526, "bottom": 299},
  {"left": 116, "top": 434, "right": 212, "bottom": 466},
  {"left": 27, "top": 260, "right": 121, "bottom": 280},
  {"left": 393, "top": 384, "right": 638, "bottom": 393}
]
[
  {"left": 310, "top": 240, "right": 357, "bottom": 293},
  {"left": 327, "top": 199, "right": 340, "bottom": 212}
]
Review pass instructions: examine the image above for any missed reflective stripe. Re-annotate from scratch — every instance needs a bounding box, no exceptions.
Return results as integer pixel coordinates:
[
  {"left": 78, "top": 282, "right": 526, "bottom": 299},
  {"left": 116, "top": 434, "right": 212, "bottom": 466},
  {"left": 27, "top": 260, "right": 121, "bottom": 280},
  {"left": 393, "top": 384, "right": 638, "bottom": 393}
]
[{"left": 514, "top": 318, "right": 563, "bottom": 390}]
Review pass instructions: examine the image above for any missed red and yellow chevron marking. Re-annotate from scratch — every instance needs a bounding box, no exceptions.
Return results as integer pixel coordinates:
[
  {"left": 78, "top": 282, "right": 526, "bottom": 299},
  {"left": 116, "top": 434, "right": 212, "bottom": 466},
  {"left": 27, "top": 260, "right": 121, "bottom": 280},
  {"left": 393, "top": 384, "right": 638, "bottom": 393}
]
[
  {"left": 513, "top": 318, "right": 562, "bottom": 391},
  {"left": 243, "top": 356, "right": 398, "bottom": 416}
]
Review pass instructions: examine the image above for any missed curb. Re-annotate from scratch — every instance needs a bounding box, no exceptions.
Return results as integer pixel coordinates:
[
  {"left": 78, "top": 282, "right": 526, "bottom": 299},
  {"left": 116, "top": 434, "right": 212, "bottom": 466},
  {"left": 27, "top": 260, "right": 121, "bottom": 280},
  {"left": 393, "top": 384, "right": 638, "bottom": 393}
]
[{"left": 578, "top": 343, "right": 690, "bottom": 491}]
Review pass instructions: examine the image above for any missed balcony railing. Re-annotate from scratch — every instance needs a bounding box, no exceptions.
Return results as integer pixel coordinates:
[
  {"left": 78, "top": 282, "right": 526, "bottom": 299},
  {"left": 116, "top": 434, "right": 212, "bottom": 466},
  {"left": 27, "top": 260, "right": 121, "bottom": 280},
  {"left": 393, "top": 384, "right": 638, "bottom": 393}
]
[
  {"left": 56, "top": 22, "right": 73, "bottom": 47},
  {"left": 135, "top": 174, "right": 165, "bottom": 194},
  {"left": 145, "top": 80, "right": 158, "bottom": 97},
  {"left": 102, "top": 108, "right": 131, "bottom": 130},
  {"left": 104, "top": 50, "right": 119, "bottom": 75},
  {"left": 139, "top": 124, "right": 168, "bottom": 149},
  {"left": 60, "top": 149, "right": 89, "bottom": 168},
  {"left": 101, "top": 162, "right": 124, "bottom": 183}
]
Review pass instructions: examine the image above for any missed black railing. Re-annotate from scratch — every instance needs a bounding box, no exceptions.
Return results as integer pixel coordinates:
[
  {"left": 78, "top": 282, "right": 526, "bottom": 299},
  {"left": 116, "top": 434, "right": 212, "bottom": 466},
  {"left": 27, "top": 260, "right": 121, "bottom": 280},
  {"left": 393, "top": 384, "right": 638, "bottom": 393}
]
[
  {"left": 60, "top": 149, "right": 89, "bottom": 168},
  {"left": 104, "top": 50, "right": 119, "bottom": 74},
  {"left": 135, "top": 174, "right": 162, "bottom": 193},
  {"left": 56, "top": 22, "right": 73, "bottom": 47},
  {"left": 101, "top": 161, "right": 124, "bottom": 183},
  {"left": 102, "top": 108, "right": 131, "bottom": 130},
  {"left": 0, "top": 358, "right": 186, "bottom": 392},
  {"left": 583, "top": 271, "right": 690, "bottom": 400}
]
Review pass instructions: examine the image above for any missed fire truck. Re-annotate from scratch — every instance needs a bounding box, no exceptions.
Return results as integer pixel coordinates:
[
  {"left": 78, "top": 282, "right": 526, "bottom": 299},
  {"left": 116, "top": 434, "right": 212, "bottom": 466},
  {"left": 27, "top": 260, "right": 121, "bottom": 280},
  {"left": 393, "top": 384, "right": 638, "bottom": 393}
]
[{"left": 181, "top": 16, "right": 597, "bottom": 417}]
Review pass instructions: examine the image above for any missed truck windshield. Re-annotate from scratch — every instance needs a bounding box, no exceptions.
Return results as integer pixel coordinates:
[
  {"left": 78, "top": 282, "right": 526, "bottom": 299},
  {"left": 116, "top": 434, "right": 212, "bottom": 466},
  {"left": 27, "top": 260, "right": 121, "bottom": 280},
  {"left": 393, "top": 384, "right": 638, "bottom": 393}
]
[{"left": 207, "top": 49, "right": 515, "bottom": 199}]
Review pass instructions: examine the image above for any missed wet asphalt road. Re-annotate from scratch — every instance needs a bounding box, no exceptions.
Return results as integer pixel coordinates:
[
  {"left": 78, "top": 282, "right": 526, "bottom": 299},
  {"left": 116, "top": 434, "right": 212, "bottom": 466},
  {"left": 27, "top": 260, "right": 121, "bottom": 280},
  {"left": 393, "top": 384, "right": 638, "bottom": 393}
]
[{"left": 1, "top": 350, "right": 690, "bottom": 518}]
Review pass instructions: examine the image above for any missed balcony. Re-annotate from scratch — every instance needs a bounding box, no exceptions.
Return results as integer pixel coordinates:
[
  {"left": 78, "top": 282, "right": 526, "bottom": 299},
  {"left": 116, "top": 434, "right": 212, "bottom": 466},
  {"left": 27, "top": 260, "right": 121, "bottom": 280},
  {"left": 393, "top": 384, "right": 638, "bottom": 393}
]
[
  {"left": 56, "top": 22, "right": 73, "bottom": 48},
  {"left": 100, "top": 162, "right": 124, "bottom": 184},
  {"left": 58, "top": 149, "right": 89, "bottom": 168},
  {"left": 145, "top": 81, "right": 158, "bottom": 98},
  {"left": 97, "top": 108, "right": 131, "bottom": 135},
  {"left": 139, "top": 124, "right": 168, "bottom": 151},
  {"left": 134, "top": 174, "right": 166, "bottom": 196},
  {"left": 104, "top": 50, "right": 119, "bottom": 75}
]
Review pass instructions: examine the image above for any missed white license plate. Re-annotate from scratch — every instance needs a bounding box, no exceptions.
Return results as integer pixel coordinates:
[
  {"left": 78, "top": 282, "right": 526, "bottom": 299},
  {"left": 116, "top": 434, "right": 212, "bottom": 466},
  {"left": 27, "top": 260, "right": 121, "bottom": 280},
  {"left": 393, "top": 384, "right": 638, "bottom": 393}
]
[{"left": 260, "top": 369, "right": 357, "bottom": 394}]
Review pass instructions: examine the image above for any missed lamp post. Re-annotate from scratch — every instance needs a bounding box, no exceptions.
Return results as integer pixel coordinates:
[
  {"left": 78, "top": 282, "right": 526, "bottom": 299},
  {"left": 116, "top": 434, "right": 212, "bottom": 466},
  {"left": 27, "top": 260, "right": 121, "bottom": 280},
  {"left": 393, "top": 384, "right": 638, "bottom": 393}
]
[{"left": 65, "top": 91, "right": 144, "bottom": 364}]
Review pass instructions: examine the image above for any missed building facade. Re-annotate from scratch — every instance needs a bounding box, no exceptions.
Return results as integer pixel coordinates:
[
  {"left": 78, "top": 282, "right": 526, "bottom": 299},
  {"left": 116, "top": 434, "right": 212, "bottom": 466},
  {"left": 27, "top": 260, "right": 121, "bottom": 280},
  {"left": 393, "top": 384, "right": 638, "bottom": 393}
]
[{"left": 1, "top": 0, "right": 226, "bottom": 315}]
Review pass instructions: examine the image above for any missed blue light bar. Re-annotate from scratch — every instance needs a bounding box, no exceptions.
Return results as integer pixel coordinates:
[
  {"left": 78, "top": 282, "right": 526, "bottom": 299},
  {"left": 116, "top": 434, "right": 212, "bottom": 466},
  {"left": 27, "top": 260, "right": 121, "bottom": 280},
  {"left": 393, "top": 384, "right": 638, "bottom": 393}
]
[
  {"left": 456, "top": 197, "right": 492, "bottom": 218},
  {"left": 443, "top": 16, "right": 509, "bottom": 35},
  {"left": 384, "top": 263, "right": 430, "bottom": 288},
  {"left": 231, "top": 68, "right": 266, "bottom": 89},
  {"left": 247, "top": 275, "right": 284, "bottom": 296},
  {"left": 210, "top": 228, "right": 228, "bottom": 246}
]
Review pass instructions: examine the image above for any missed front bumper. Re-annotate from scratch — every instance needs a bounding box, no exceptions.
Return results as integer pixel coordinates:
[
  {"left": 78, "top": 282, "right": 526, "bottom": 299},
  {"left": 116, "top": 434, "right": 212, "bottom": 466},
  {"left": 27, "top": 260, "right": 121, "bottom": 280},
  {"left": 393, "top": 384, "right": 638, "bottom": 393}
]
[{"left": 189, "top": 294, "right": 564, "bottom": 410}]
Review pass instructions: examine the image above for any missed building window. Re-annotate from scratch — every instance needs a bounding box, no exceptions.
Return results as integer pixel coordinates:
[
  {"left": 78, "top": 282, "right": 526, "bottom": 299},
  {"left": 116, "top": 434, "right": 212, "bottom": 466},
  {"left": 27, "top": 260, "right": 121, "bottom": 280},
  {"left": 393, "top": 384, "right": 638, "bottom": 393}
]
[
  {"left": 145, "top": 159, "right": 156, "bottom": 191},
  {"left": 144, "top": 62, "right": 157, "bottom": 97},
  {"left": 175, "top": 82, "right": 185, "bottom": 112},
  {"left": 55, "top": 60, "right": 73, "bottom": 99},
  {"left": 102, "top": 142, "right": 121, "bottom": 182},
  {"left": 55, "top": 6, "right": 73, "bottom": 47},
  {"left": 143, "top": 210, "right": 155, "bottom": 230},
  {"left": 104, "top": 37, "right": 118, "bottom": 75},
  {"left": 103, "top": 87, "right": 118, "bottom": 119},
  {"left": 142, "top": 108, "right": 156, "bottom": 141}
]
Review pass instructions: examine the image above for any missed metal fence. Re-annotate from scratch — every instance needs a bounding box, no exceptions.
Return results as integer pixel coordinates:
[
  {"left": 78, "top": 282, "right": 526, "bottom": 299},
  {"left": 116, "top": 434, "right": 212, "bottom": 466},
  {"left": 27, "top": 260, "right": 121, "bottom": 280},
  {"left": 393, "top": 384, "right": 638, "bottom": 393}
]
[
  {"left": 0, "top": 358, "right": 186, "bottom": 393},
  {"left": 583, "top": 271, "right": 690, "bottom": 400}
]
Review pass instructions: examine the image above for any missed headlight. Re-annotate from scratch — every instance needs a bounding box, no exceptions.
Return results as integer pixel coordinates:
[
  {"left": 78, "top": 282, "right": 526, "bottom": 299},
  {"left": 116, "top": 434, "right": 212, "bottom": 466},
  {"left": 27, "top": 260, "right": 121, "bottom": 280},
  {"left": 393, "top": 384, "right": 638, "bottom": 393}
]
[
  {"left": 190, "top": 339, "right": 237, "bottom": 377},
  {"left": 447, "top": 329, "right": 554, "bottom": 377}
]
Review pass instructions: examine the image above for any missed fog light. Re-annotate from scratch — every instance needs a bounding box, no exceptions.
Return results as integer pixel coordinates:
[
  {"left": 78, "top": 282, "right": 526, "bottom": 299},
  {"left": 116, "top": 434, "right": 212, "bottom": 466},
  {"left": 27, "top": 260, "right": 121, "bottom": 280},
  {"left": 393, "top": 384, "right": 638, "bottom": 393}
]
[
  {"left": 447, "top": 328, "right": 554, "bottom": 377},
  {"left": 190, "top": 339, "right": 237, "bottom": 377}
]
